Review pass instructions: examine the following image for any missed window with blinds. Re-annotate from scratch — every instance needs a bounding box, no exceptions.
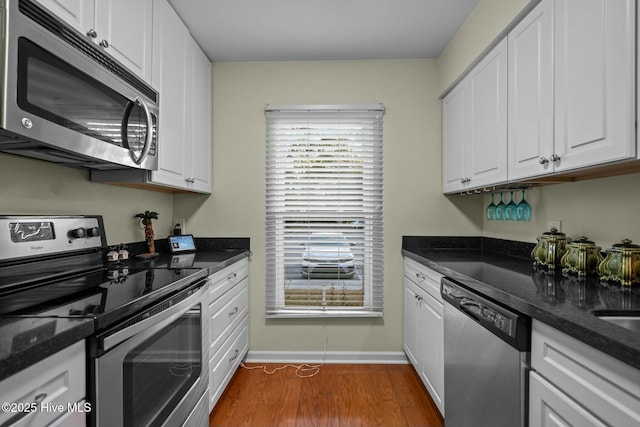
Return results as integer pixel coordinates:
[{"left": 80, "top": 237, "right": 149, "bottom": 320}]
[{"left": 265, "top": 104, "right": 384, "bottom": 318}]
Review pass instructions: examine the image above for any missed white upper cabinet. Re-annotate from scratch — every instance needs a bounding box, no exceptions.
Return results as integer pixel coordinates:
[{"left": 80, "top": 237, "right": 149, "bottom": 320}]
[
  {"left": 187, "top": 38, "right": 212, "bottom": 193},
  {"left": 150, "top": 0, "right": 189, "bottom": 189},
  {"left": 508, "top": 0, "right": 635, "bottom": 181},
  {"left": 35, "top": 0, "right": 94, "bottom": 32},
  {"left": 442, "top": 81, "right": 469, "bottom": 193},
  {"left": 467, "top": 38, "right": 508, "bottom": 189},
  {"left": 149, "top": 0, "right": 211, "bottom": 193},
  {"left": 507, "top": 0, "right": 554, "bottom": 181},
  {"left": 553, "top": 0, "right": 636, "bottom": 171},
  {"left": 442, "top": 39, "right": 508, "bottom": 193},
  {"left": 94, "top": 0, "right": 153, "bottom": 83},
  {"left": 35, "top": 0, "right": 153, "bottom": 83}
]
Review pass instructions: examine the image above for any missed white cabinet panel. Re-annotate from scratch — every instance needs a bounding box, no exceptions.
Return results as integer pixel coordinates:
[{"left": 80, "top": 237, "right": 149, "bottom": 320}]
[
  {"left": 467, "top": 38, "right": 508, "bottom": 188},
  {"left": 95, "top": 0, "right": 153, "bottom": 82},
  {"left": 442, "top": 82, "right": 468, "bottom": 193},
  {"left": 530, "top": 372, "right": 606, "bottom": 427},
  {"left": 553, "top": 0, "right": 635, "bottom": 171},
  {"left": 403, "top": 259, "right": 444, "bottom": 415},
  {"left": 530, "top": 320, "right": 640, "bottom": 427},
  {"left": 35, "top": 0, "right": 94, "bottom": 34},
  {"left": 36, "top": 0, "right": 153, "bottom": 83},
  {"left": 507, "top": 0, "right": 554, "bottom": 180},
  {"left": 442, "top": 39, "right": 507, "bottom": 193}
]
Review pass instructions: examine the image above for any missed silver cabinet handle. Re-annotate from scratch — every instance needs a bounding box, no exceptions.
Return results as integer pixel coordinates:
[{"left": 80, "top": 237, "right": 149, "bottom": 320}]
[
  {"left": 539, "top": 157, "right": 549, "bottom": 164},
  {"left": 227, "top": 273, "right": 237, "bottom": 281},
  {"left": 416, "top": 273, "right": 426, "bottom": 281},
  {"left": 229, "top": 306, "right": 239, "bottom": 317},
  {"left": 86, "top": 29, "right": 97, "bottom": 38},
  {"left": 229, "top": 349, "right": 240, "bottom": 362},
  {"left": 550, "top": 153, "right": 561, "bottom": 162},
  {"left": 100, "top": 39, "right": 109, "bottom": 48}
]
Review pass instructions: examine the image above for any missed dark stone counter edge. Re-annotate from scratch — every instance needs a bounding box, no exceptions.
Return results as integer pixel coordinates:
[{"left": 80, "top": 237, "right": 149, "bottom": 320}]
[
  {"left": 402, "top": 244, "right": 640, "bottom": 371},
  {"left": 0, "top": 243, "right": 250, "bottom": 382}
]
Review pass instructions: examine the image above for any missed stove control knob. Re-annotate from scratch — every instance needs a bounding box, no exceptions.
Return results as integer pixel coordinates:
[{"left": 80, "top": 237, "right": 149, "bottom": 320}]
[
  {"left": 87, "top": 227, "right": 101, "bottom": 237},
  {"left": 70, "top": 227, "right": 86, "bottom": 238}
]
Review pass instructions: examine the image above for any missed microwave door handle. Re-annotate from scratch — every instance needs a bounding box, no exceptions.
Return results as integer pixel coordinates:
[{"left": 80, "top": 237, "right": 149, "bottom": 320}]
[{"left": 121, "top": 96, "right": 153, "bottom": 165}]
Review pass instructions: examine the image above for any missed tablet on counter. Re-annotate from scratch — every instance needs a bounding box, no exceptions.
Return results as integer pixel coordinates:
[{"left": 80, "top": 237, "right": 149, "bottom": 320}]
[{"left": 167, "top": 234, "right": 197, "bottom": 253}]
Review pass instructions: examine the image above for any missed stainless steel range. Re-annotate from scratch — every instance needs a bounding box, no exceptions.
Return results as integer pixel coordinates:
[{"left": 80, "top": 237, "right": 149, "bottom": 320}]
[{"left": 0, "top": 215, "right": 209, "bottom": 427}]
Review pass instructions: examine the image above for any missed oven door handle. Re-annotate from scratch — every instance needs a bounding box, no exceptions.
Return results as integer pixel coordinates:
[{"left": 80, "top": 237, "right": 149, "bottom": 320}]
[{"left": 101, "top": 280, "right": 207, "bottom": 352}]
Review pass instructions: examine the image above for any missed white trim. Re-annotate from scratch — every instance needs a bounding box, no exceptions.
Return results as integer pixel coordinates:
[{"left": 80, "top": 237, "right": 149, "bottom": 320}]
[{"left": 244, "top": 350, "right": 409, "bottom": 365}]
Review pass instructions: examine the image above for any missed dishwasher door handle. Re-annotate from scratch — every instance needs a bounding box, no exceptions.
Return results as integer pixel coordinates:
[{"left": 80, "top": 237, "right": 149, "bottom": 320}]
[{"left": 459, "top": 298, "right": 483, "bottom": 322}]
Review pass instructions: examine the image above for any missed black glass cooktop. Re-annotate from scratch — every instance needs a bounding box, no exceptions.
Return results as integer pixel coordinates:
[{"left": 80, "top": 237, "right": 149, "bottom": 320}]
[{"left": 0, "top": 265, "right": 206, "bottom": 330}]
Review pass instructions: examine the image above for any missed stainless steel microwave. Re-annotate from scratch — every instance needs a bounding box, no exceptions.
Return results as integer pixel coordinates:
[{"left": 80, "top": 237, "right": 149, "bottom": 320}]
[{"left": 0, "top": 0, "right": 159, "bottom": 170}]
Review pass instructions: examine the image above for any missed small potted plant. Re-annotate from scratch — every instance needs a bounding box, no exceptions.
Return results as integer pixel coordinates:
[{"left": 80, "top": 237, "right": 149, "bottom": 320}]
[{"left": 135, "top": 210, "right": 159, "bottom": 257}]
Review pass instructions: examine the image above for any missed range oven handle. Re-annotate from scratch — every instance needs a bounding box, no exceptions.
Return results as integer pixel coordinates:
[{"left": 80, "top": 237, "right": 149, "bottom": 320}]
[
  {"left": 100, "top": 279, "right": 208, "bottom": 352},
  {"left": 121, "top": 96, "right": 153, "bottom": 165}
]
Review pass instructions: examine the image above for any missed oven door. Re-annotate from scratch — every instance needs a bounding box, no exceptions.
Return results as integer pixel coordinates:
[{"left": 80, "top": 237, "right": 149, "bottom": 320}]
[{"left": 92, "top": 282, "right": 208, "bottom": 427}]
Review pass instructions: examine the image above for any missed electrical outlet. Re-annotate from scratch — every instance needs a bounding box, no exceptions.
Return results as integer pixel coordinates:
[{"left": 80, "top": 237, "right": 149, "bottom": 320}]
[
  {"left": 548, "top": 220, "right": 562, "bottom": 232},
  {"left": 172, "top": 218, "right": 186, "bottom": 235}
]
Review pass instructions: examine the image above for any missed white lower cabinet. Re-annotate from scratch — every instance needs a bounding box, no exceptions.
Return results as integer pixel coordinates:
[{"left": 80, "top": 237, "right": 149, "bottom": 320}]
[
  {"left": 207, "top": 258, "right": 250, "bottom": 411},
  {"left": 403, "top": 258, "right": 444, "bottom": 415},
  {"left": 529, "top": 320, "right": 640, "bottom": 427},
  {"left": 0, "top": 340, "right": 86, "bottom": 427}
]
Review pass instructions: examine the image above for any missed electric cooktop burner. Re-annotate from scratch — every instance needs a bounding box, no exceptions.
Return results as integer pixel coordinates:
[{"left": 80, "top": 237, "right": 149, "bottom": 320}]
[
  {"left": 0, "top": 215, "right": 207, "bottom": 331},
  {"left": 1, "top": 265, "right": 205, "bottom": 330}
]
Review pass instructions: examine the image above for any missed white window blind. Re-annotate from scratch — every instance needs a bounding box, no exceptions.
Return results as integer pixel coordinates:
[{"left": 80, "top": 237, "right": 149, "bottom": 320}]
[{"left": 265, "top": 104, "right": 384, "bottom": 318}]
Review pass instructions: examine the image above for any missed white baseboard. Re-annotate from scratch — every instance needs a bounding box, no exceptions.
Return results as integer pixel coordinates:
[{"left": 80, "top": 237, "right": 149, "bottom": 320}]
[{"left": 244, "top": 350, "right": 409, "bottom": 364}]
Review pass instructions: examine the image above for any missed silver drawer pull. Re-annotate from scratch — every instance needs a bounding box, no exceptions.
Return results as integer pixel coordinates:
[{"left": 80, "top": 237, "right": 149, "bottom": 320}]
[
  {"left": 229, "top": 349, "right": 239, "bottom": 362},
  {"left": 227, "top": 273, "right": 237, "bottom": 281},
  {"left": 416, "top": 273, "right": 426, "bottom": 281},
  {"left": 229, "top": 307, "right": 239, "bottom": 316}
]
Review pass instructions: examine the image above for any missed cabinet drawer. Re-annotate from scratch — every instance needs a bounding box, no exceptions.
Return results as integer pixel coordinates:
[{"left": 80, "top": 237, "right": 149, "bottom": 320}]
[
  {"left": 209, "top": 277, "right": 248, "bottom": 351},
  {"left": 529, "top": 371, "right": 604, "bottom": 427},
  {"left": 0, "top": 341, "right": 86, "bottom": 427},
  {"left": 208, "top": 258, "right": 249, "bottom": 304},
  {"left": 531, "top": 320, "right": 640, "bottom": 426},
  {"left": 404, "top": 257, "right": 442, "bottom": 302},
  {"left": 209, "top": 316, "right": 249, "bottom": 410}
]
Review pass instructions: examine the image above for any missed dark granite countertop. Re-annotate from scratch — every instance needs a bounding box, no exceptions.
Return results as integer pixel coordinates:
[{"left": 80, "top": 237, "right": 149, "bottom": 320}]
[
  {"left": 402, "top": 236, "right": 640, "bottom": 371},
  {"left": 0, "top": 239, "right": 250, "bottom": 382}
]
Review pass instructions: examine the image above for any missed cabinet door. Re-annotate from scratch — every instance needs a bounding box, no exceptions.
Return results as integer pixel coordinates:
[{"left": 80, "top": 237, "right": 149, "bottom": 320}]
[
  {"left": 95, "top": 0, "right": 153, "bottom": 82},
  {"left": 35, "top": 0, "right": 95, "bottom": 34},
  {"left": 186, "top": 39, "right": 212, "bottom": 193},
  {"left": 529, "top": 371, "right": 604, "bottom": 427},
  {"left": 554, "top": 0, "right": 635, "bottom": 171},
  {"left": 403, "top": 278, "right": 420, "bottom": 367},
  {"left": 418, "top": 290, "right": 444, "bottom": 415},
  {"left": 150, "top": 0, "right": 189, "bottom": 188},
  {"left": 442, "top": 81, "right": 469, "bottom": 193},
  {"left": 467, "top": 38, "right": 508, "bottom": 189},
  {"left": 507, "top": 0, "right": 554, "bottom": 180}
]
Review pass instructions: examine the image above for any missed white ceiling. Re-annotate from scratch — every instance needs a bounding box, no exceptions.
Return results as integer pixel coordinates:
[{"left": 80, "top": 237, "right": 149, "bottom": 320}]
[{"left": 167, "top": 0, "right": 480, "bottom": 62}]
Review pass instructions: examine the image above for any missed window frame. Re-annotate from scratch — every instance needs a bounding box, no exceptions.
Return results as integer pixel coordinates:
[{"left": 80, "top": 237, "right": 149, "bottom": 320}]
[{"left": 265, "top": 104, "right": 384, "bottom": 318}]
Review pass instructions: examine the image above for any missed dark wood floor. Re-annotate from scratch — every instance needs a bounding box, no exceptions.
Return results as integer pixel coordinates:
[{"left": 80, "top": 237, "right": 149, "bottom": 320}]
[{"left": 209, "top": 363, "right": 444, "bottom": 427}]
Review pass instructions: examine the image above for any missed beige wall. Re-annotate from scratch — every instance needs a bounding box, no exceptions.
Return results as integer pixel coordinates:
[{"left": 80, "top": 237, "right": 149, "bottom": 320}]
[
  {"left": 0, "top": 153, "right": 174, "bottom": 245},
  {"left": 174, "top": 60, "right": 481, "bottom": 353},
  {"left": 437, "top": 0, "right": 531, "bottom": 93}
]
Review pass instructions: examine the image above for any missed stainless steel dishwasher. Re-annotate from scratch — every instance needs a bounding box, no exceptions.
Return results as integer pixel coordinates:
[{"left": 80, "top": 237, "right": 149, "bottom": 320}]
[{"left": 441, "top": 277, "right": 531, "bottom": 427}]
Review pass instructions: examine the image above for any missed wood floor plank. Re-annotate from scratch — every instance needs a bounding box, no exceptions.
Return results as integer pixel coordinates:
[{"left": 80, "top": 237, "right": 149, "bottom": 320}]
[{"left": 210, "top": 363, "right": 444, "bottom": 427}]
